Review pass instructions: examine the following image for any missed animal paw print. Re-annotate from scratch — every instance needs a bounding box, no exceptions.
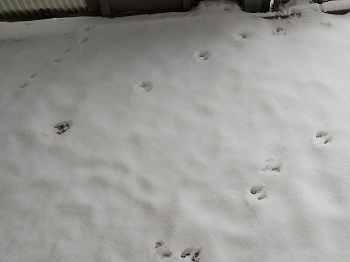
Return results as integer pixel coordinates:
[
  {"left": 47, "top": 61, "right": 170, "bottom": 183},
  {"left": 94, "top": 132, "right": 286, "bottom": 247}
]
[
  {"left": 54, "top": 57, "right": 62, "bottom": 64},
  {"left": 77, "top": 24, "right": 94, "bottom": 45},
  {"left": 79, "top": 37, "right": 89, "bottom": 45},
  {"left": 18, "top": 82, "right": 29, "bottom": 88},
  {"left": 194, "top": 50, "right": 211, "bottom": 64},
  {"left": 154, "top": 241, "right": 173, "bottom": 260},
  {"left": 261, "top": 158, "right": 282, "bottom": 173},
  {"left": 54, "top": 121, "right": 72, "bottom": 135},
  {"left": 181, "top": 247, "right": 201, "bottom": 262},
  {"left": 133, "top": 81, "right": 153, "bottom": 94},
  {"left": 84, "top": 24, "right": 94, "bottom": 32},
  {"left": 30, "top": 72, "right": 38, "bottom": 79},
  {"left": 314, "top": 131, "right": 332, "bottom": 146},
  {"left": 140, "top": 81, "right": 153, "bottom": 92},
  {"left": 239, "top": 32, "right": 249, "bottom": 39},
  {"left": 63, "top": 47, "right": 71, "bottom": 53},
  {"left": 250, "top": 186, "right": 267, "bottom": 200},
  {"left": 273, "top": 26, "right": 286, "bottom": 35},
  {"left": 18, "top": 71, "right": 39, "bottom": 88}
]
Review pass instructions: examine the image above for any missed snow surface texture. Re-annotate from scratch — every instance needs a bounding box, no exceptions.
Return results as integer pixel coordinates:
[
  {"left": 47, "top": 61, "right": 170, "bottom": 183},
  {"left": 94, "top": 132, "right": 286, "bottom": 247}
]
[{"left": 1, "top": 1, "right": 350, "bottom": 261}]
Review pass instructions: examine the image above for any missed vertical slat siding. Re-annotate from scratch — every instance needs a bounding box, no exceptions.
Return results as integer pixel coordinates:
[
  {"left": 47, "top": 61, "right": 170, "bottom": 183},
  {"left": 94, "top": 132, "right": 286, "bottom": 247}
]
[
  {"left": 0, "top": 2, "right": 7, "bottom": 14},
  {"left": 48, "top": 0, "right": 60, "bottom": 12},
  {"left": 6, "top": 0, "right": 16, "bottom": 14},
  {"left": 63, "top": 0, "right": 73, "bottom": 12},
  {"left": 22, "top": 0, "right": 32, "bottom": 12},
  {"left": 0, "top": 0, "right": 88, "bottom": 18},
  {"left": 79, "top": 0, "right": 87, "bottom": 11}
]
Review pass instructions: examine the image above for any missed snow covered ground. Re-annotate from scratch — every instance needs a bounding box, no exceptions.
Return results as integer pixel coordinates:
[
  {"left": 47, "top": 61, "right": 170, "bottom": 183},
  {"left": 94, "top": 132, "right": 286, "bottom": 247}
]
[{"left": 1, "top": 1, "right": 350, "bottom": 261}]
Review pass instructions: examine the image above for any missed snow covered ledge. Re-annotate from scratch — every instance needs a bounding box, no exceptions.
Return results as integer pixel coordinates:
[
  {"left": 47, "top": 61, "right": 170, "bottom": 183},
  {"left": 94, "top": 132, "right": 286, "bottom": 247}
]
[
  {"left": 321, "top": 0, "right": 350, "bottom": 13},
  {"left": 260, "top": 0, "right": 350, "bottom": 18}
]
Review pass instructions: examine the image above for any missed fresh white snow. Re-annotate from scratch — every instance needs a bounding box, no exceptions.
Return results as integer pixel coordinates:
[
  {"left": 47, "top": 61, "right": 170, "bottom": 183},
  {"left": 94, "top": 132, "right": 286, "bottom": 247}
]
[{"left": 1, "top": 1, "right": 350, "bottom": 261}]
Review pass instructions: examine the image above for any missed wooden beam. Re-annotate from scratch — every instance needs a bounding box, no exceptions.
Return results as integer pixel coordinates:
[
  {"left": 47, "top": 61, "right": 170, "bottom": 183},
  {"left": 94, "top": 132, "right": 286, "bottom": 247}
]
[{"left": 99, "top": 0, "right": 112, "bottom": 16}]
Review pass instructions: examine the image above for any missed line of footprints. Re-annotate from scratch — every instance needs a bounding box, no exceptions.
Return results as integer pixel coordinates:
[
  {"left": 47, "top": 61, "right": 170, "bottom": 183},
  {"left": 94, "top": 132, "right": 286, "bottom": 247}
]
[
  {"left": 250, "top": 131, "right": 332, "bottom": 201},
  {"left": 130, "top": 29, "right": 265, "bottom": 92},
  {"left": 133, "top": 49, "right": 211, "bottom": 93},
  {"left": 18, "top": 20, "right": 210, "bottom": 92},
  {"left": 154, "top": 241, "right": 201, "bottom": 261},
  {"left": 18, "top": 18, "right": 334, "bottom": 90},
  {"left": 250, "top": 157, "right": 281, "bottom": 201},
  {"left": 18, "top": 23, "right": 93, "bottom": 89},
  {"left": 22, "top": 44, "right": 209, "bottom": 134}
]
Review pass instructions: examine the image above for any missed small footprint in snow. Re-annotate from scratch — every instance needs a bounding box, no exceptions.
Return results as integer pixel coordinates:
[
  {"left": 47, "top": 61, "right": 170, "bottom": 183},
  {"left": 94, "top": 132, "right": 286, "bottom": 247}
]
[
  {"left": 155, "top": 242, "right": 164, "bottom": 249},
  {"left": 133, "top": 81, "right": 153, "bottom": 93},
  {"left": 250, "top": 185, "right": 267, "bottom": 200},
  {"left": 79, "top": 37, "right": 89, "bottom": 45},
  {"left": 18, "top": 72, "right": 38, "bottom": 88},
  {"left": 239, "top": 32, "right": 249, "bottom": 39},
  {"left": 314, "top": 131, "right": 332, "bottom": 146},
  {"left": 63, "top": 47, "right": 71, "bottom": 53},
  {"left": 320, "top": 21, "right": 332, "bottom": 27},
  {"left": 18, "top": 82, "right": 28, "bottom": 89},
  {"left": 194, "top": 50, "right": 211, "bottom": 64},
  {"left": 54, "top": 57, "right": 62, "bottom": 64},
  {"left": 273, "top": 26, "right": 286, "bottom": 35},
  {"left": 232, "top": 31, "right": 253, "bottom": 42},
  {"left": 181, "top": 247, "right": 202, "bottom": 262},
  {"left": 84, "top": 24, "right": 94, "bottom": 32},
  {"left": 78, "top": 24, "right": 94, "bottom": 33},
  {"left": 30, "top": 72, "right": 38, "bottom": 79},
  {"left": 154, "top": 242, "right": 173, "bottom": 260},
  {"left": 261, "top": 158, "right": 282, "bottom": 173},
  {"left": 77, "top": 24, "right": 94, "bottom": 45},
  {"left": 153, "top": 242, "right": 202, "bottom": 261},
  {"left": 54, "top": 45, "right": 72, "bottom": 64},
  {"left": 54, "top": 120, "right": 72, "bottom": 135},
  {"left": 232, "top": 33, "right": 244, "bottom": 42}
]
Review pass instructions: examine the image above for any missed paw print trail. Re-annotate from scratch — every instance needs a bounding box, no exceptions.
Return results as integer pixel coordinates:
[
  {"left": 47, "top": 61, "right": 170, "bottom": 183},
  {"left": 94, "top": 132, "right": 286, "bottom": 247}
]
[
  {"left": 153, "top": 242, "right": 202, "bottom": 261},
  {"left": 154, "top": 241, "right": 173, "bottom": 260},
  {"left": 18, "top": 72, "right": 39, "bottom": 89},
  {"left": 181, "top": 247, "right": 202, "bottom": 262}
]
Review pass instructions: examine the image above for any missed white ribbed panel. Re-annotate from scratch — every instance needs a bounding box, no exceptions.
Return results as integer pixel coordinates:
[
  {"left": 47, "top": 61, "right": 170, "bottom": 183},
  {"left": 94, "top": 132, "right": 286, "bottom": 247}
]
[{"left": 0, "top": 0, "right": 88, "bottom": 16}]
